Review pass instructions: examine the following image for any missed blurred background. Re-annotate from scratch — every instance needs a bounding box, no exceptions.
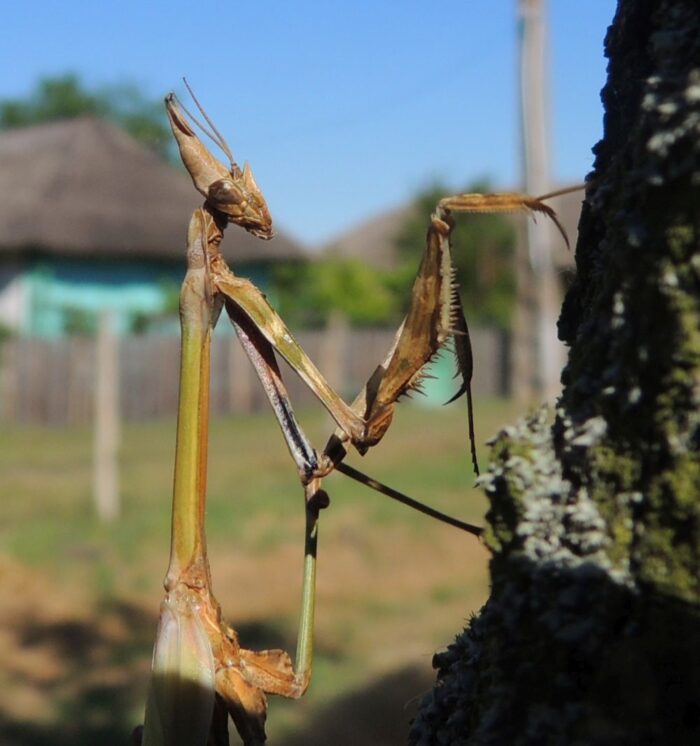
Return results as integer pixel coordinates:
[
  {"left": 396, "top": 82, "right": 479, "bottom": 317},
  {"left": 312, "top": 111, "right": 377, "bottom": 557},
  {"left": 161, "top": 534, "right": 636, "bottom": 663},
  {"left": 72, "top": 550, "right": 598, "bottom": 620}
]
[{"left": 0, "top": 1, "right": 616, "bottom": 743}]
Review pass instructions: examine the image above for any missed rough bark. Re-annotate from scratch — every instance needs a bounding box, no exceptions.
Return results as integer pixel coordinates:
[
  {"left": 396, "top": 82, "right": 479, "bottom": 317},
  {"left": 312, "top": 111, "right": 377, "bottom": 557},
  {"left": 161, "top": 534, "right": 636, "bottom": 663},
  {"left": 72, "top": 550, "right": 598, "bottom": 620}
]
[{"left": 410, "top": 2, "right": 700, "bottom": 744}]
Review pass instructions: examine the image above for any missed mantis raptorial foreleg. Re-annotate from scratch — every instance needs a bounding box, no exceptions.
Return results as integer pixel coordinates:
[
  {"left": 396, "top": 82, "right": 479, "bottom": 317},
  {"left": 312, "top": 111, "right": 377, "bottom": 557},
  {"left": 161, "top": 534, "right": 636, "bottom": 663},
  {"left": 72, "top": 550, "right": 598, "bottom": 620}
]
[
  {"left": 227, "top": 307, "right": 319, "bottom": 480},
  {"left": 213, "top": 265, "right": 365, "bottom": 444},
  {"left": 319, "top": 192, "right": 568, "bottom": 477}
]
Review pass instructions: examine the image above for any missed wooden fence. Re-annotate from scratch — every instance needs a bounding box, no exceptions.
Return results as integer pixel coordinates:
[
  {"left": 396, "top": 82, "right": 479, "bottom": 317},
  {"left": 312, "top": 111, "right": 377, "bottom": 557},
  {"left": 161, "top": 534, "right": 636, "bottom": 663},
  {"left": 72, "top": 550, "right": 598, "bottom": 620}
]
[{"left": 0, "top": 326, "right": 509, "bottom": 425}]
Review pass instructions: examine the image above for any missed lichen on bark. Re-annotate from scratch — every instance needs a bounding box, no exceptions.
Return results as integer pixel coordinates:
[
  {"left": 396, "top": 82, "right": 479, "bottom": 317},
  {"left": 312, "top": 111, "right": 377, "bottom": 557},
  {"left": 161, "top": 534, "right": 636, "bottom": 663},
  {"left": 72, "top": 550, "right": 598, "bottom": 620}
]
[{"left": 410, "top": 1, "right": 700, "bottom": 744}]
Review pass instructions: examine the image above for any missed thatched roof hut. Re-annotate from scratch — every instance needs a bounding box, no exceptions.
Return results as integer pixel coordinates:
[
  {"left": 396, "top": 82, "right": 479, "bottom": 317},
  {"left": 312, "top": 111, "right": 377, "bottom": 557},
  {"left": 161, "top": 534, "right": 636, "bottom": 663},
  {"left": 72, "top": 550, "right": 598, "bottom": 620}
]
[
  {"left": 0, "top": 116, "right": 304, "bottom": 262},
  {"left": 323, "top": 204, "right": 410, "bottom": 270},
  {"left": 0, "top": 117, "right": 305, "bottom": 336}
]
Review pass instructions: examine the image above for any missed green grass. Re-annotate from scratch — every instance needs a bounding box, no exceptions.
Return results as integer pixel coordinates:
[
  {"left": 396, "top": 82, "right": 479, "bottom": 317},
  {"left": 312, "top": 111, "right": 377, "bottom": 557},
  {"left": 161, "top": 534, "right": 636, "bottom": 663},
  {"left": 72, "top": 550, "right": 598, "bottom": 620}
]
[
  {"left": 0, "top": 399, "right": 515, "bottom": 571},
  {"left": 0, "top": 397, "right": 520, "bottom": 744}
]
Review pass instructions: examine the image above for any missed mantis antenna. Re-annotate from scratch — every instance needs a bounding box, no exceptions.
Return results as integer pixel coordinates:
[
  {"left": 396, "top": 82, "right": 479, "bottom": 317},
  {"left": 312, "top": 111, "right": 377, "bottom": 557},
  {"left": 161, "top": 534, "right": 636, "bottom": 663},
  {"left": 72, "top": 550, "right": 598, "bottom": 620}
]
[{"left": 179, "top": 78, "right": 237, "bottom": 168}]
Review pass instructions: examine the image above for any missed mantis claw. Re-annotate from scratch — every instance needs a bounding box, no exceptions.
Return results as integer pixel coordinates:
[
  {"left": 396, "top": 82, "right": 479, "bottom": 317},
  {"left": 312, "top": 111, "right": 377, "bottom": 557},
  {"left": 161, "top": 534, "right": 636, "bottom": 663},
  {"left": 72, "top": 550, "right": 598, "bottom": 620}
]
[{"left": 444, "top": 385, "right": 467, "bottom": 406}]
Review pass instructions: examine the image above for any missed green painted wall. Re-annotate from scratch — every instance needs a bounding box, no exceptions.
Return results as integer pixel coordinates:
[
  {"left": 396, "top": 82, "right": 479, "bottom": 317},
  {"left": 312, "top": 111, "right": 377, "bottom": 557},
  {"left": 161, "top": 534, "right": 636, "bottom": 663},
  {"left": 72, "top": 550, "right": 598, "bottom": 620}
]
[{"left": 21, "top": 257, "right": 269, "bottom": 337}]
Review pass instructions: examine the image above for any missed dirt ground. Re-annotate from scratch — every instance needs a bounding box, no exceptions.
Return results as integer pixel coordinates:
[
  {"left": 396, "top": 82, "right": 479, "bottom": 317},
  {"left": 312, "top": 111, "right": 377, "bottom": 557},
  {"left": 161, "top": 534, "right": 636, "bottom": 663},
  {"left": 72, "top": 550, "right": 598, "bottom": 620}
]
[{"left": 0, "top": 536, "right": 490, "bottom": 743}]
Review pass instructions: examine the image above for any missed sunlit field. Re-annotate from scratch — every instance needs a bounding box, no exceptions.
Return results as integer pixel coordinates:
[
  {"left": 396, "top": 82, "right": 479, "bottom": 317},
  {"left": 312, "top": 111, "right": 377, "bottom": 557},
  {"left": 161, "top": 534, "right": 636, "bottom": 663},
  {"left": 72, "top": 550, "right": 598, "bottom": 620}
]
[{"left": 0, "top": 398, "right": 521, "bottom": 744}]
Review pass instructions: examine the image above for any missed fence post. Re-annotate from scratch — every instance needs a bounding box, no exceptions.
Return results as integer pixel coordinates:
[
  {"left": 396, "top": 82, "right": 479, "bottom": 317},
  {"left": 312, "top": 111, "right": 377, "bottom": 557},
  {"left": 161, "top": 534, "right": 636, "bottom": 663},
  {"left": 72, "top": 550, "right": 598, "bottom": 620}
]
[
  {"left": 228, "top": 333, "right": 254, "bottom": 413},
  {"left": 319, "top": 311, "right": 348, "bottom": 395},
  {"left": 93, "top": 311, "right": 120, "bottom": 522},
  {"left": 0, "top": 338, "right": 17, "bottom": 421}
]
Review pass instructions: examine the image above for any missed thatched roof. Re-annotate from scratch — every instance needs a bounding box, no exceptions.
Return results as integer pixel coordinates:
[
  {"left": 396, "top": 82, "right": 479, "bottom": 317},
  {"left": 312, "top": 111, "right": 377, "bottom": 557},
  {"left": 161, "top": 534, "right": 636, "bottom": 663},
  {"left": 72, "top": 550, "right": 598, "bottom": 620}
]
[
  {"left": 0, "top": 117, "right": 305, "bottom": 262},
  {"left": 324, "top": 186, "right": 584, "bottom": 270},
  {"left": 323, "top": 203, "right": 411, "bottom": 270}
]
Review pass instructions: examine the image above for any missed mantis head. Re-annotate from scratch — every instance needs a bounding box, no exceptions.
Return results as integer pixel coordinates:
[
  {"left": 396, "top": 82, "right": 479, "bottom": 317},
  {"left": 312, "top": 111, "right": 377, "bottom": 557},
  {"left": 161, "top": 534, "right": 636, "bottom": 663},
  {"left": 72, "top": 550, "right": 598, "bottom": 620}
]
[{"left": 165, "top": 88, "right": 273, "bottom": 240}]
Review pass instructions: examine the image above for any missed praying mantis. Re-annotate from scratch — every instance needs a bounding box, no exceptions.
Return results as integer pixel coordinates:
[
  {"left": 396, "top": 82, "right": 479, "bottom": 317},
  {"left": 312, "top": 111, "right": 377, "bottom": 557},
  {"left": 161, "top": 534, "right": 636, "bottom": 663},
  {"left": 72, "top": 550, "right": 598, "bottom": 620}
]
[{"left": 139, "top": 84, "right": 569, "bottom": 746}]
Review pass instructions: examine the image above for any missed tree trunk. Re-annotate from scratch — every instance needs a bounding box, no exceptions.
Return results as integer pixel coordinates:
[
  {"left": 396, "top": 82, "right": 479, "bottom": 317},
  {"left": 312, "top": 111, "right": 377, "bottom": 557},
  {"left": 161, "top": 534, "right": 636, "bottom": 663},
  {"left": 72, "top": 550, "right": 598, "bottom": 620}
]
[{"left": 410, "top": 1, "right": 700, "bottom": 744}]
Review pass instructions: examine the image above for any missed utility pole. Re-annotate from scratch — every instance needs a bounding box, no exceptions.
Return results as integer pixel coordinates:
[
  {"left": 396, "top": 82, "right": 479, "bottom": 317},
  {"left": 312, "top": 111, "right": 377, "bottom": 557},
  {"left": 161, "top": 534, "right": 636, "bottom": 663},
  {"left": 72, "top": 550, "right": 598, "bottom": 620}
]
[{"left": 514, "top": 0, "right": 563, "bottom": 401}]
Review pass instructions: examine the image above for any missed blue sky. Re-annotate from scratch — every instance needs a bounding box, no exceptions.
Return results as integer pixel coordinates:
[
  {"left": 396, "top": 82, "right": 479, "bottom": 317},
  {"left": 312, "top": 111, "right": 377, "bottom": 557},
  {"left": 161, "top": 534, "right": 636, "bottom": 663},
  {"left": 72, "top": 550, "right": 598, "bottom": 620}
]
[{"left": 1, "top": 1, "right": 616, "bottom": 246}]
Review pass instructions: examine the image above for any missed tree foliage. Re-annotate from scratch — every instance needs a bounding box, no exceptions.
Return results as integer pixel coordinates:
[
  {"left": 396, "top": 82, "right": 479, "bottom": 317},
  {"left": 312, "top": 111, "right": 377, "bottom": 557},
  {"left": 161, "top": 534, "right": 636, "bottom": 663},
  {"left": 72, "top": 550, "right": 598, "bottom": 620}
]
[
  {"left": 272, "top": 180, "right": 516, "bottom": 330},
  {"left": 0, "top": 74, "right": 172, "bottom": 161},
  {"left": 272, "top": 257, "right": 399, "bottom": 328}
]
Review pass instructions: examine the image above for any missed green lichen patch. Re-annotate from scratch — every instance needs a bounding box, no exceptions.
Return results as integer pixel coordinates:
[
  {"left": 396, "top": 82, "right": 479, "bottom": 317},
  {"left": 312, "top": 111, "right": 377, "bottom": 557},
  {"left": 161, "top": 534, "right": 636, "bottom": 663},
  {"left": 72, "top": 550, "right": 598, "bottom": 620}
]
[{"left": 635, "top": 457, "right": 700, "bottom": 603}]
